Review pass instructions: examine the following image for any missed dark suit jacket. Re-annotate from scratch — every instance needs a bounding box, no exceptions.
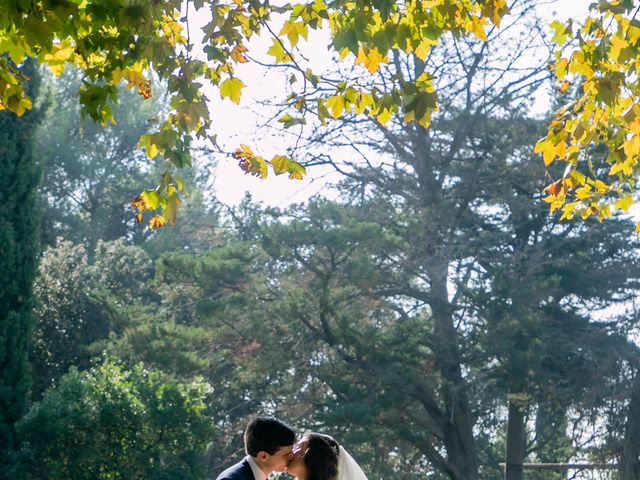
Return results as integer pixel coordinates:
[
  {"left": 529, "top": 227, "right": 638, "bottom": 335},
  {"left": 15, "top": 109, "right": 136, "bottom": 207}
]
[{"left": 216, "top": 458, "right": 255, "bottom": 480}]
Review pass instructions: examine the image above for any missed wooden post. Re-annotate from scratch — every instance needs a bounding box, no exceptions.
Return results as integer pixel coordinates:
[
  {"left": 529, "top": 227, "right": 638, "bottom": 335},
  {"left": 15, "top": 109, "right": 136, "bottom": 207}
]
[{"left": 504, "top": 401, "right": 526, "bottom": 480}]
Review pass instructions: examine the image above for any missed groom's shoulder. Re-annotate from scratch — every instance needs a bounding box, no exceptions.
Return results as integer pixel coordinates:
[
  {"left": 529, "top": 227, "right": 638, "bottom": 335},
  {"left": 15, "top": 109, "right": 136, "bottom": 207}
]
[{"left": 216, "top": 458, "right": 253, "bottom": 480}]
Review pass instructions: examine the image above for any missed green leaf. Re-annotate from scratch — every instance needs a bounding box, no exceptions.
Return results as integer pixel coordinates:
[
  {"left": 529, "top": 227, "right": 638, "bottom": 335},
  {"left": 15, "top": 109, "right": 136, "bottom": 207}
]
[
  {"left": 139, "top": 134, "right": 160, "bottom": 159},
  {"left": 271, "top": 155, "right": 291, "bottom": 175},
  {"left": 252, "top": 156, "right": 269, "bottom": 179},
  {"left": 317, "top": 99, "right": 330, "bottom": 125},
  {"left": 595, "top": 78, "right": 618, "bottom": 105},
  {"left": 332, "top": 26, "right": 358, "bottom": 54},
  {"left": 266, "top": 39, "right": 293, "bottom": 63},
  {"left": 141, "top": 189, "right": 161, "bottom": 210},
  {"left": 163, "top": 192, "right": 181, "bottom": 225},
  {"left": 550, "top": 20, "right": 570, "bottom": 45},
  {"left": 286, "top": 159, "right": 306, "bottom": 179},
  {"left": 278, "top": 114, "right": 306, "bottom": 128}
]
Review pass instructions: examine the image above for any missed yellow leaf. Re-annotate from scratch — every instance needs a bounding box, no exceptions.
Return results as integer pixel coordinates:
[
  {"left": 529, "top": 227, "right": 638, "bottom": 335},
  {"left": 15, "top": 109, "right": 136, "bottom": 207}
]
[
  {"left": 594, "top": 179, "right": 609, "bottom": 194},
  {"left": 355, "top": 47, "right": 386, "bottom": 74},
  {"left": 555, "top": 57, "right": 569, "bottom": 79},
  {"left": 628, "top": 24, "right": 640, "bottom": 43},
  {"left": 623, "top": 135, "right": 640, "bottom": 158},
  {"left": 609, "top": 36, "right": 629, "bottom": 61},
  {"left": 569, "top": 51, "right": 594, "bottom": 79},
  {"left": 233, "top": 144, "right": 254, "bottom": 162},
  {"left": 404, "top": 109, "right": 415, "bottom": 124},
  {"left": 285, "top": 160, "right": 306, "bottom": 180},
  {"left": 251, "top": 156, "right": 269, "bottom": 179},
  {"left": 469, "top": 17, "right": 488, "bottom": 42},
  {"left": 164, "top": 192, "right": 180, "bottom": 225},
  {"left": 549, "top": 196, "right": 565, "bottom": 213},
  {"left": 482, "top": 0, "right": 510, "bottom": 27},
  {"left": 534, "top": 137, "right": 566, "bottom": 166},
  {"left": 326, "top": 95, "right": 345, "bottom": 119},
  {"left": 354, "top": 92, "right": 373, "bottom": 115},
  {"left": 614, "top": 195, "right": 633, "bottom": 212},
  {"left": 279, "top": 21, "right": 308, "bottom": 48},
  {"left": 609, "top": 161, "right": 625, "bottom": 176},
  {"left": 630, "top": 117, "right": 640, "bottom": 134},
  {"left": 414, "top": 40, "right": 433, "bottom": 61},
  {"left": 417, "top": 111, "right": 432, "bottom": 128},
  {"left": 266, "top": 39, "right": 293, "bottom": 63},
  {"left": 147, "top": 143, "right": 159, "bottom": 160},
  {"left": 161, "top": 17, "right": 186, "bottom": 47},
  {"left": 219, "top": 77, "right": 245, "bottom": 104},
  {"left": 53, "top": 46, "right": 75, "bottom": 61},
  {"left": 569, "top": 168, "right": 586, "bottom": 185},
  {"left": 376, "top": 108, "right": 392, "bottom": 125},
  {"left": 138, "top": 134, "right": 161, "bottom": 160},
  {"left": 560, "top": 201, "right": 578, "bottom": 220},
  {"left": 575, "top": 185, "right": 592, "bottom": 200},
  {"left": 270, "top": 155, "right": 290, "bottom": 175}
]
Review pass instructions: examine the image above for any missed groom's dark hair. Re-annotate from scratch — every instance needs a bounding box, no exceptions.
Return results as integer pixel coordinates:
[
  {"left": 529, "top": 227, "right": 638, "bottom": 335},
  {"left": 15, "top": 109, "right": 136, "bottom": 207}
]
[{"left": 244, "top": 416, "right": 296, "bottom": 456}]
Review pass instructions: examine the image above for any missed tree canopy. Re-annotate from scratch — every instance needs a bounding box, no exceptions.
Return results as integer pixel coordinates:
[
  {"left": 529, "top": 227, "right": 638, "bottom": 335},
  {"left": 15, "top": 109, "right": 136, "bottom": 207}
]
[
  {"left": 5, "top": 0, "right": 638, "bottom": 227},
  {"left": 1, "top": 0, "right": 516, "bottom": 228}
]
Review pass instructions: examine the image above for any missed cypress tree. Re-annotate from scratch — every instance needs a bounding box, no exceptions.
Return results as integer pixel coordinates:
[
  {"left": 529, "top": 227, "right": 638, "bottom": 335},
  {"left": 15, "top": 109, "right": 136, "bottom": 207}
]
[{"left": 0, "top": 59, "right": 41, "bottom": 454}]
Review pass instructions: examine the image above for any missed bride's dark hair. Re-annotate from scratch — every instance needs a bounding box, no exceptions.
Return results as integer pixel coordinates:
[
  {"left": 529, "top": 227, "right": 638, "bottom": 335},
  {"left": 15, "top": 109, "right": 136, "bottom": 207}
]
[{"left": 304, "top": 433, "right": 339, "bottom": 480}]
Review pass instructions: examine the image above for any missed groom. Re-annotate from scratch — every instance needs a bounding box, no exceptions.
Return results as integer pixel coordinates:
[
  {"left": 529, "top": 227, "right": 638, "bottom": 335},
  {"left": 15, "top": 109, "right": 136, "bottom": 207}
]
[{"left": 216, "top": 416, "right": 296, "bottom": 480}]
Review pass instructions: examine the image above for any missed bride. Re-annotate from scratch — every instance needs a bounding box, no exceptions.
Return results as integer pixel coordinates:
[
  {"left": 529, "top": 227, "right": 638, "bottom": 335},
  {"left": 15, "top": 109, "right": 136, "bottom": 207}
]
[{"left": 286, "top": 432, "right": 369, "bottom": 480}]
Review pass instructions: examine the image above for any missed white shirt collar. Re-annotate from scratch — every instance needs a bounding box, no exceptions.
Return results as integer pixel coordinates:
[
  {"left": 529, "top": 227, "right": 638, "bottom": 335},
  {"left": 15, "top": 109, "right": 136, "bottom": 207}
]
[{"left": 246, "top": 455, "right": 267, "bottom": 480}]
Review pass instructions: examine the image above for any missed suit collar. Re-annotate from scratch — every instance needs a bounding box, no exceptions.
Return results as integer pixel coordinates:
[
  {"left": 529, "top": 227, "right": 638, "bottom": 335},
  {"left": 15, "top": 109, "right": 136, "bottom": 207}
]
[{"left": 245, "top": 456, "right": 267, "bottom": 480}]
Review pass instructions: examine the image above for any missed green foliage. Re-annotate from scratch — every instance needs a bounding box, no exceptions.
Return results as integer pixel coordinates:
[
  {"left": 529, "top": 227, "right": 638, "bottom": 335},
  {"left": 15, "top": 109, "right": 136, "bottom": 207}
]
[
  {"left": 0, "top": 0, "right": 511, "bottom": 227},
  {"left": 30, "top": 238, "right": 155, "bottom": 399},
  {"left": 0, "top": 58, "right": 41, "bottom": 457},
  {"left": 538, "top": 2, "right": 640, "bottom": 226},
  {"left": 3, "top": 0, "right": 640, "bottom": 228},
  {"left": 140, "top": 189, "right": 222, "bottom": 259},
  {"left": 34, "top": 69, "right": 166, "bottom": 247},
  {"left": 17, "top": 360, "right": 213, "bottom": 480},
  {"left": 147, "top": 235, "right": 376, "bottom": 471}
]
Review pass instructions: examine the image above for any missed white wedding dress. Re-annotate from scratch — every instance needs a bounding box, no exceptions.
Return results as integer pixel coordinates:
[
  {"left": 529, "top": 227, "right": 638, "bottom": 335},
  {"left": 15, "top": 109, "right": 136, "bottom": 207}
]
[{"left": 337, "top": 446, "right": 369, "bottom": 480}]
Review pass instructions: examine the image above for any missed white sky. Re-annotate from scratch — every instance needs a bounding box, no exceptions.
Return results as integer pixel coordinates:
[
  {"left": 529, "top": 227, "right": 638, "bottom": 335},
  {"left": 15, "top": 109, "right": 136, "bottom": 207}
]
[{"left": 191, "top": 0, "right": 591, "bottom": 206}]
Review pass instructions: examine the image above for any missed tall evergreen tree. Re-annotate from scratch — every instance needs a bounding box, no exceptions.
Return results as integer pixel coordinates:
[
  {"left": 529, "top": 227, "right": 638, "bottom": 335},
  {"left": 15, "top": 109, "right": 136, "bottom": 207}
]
[{"left": 0, "top": 59, "right": 41, "bottom": 459}]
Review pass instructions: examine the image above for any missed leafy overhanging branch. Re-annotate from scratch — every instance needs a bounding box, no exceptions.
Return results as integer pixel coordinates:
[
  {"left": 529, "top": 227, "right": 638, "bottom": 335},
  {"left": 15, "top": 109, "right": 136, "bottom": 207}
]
[{"left": 0, "top": 0, "right": 509, "bottom": 228}]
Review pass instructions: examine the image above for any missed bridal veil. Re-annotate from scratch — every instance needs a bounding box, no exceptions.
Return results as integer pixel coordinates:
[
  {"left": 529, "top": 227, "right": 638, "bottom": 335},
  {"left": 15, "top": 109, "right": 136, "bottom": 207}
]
[{"left": 337, "top": 446, "right": 368, "bottom": 480}]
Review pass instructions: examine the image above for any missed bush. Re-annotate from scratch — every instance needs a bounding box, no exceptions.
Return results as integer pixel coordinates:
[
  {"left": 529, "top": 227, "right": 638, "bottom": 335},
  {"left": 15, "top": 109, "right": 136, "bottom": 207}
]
[{"left": 17, "top": 360, "right": 214, "bottom": 480}]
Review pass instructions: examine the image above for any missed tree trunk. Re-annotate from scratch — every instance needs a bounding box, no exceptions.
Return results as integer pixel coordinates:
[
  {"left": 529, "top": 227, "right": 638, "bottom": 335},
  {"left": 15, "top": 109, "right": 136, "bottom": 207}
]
[
  {"left": 535, "top": 404, "right": 569, "bottom": 480},
  {"left": 505, "top": 399, "right": 526, "bottom": 480},
  {"left": 430, "top": 256, "right": 478, "bottom": 480},
  {"left": 619, "top": 373, "right": 640, "bottom": 480}
]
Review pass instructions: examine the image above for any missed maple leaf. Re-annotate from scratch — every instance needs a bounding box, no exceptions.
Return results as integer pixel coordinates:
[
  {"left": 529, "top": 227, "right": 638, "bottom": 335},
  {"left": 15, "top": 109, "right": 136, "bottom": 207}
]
[
  {"left": 356, "top": 47, "right": 386, "bottom": 74},
  {"left": 149, "top": 214, "right": 168, "bottom": 230},
  {"left": 220, "top": 77, "right": 245, "bottom": 104},
  {"left": 231, "top": 44, "right": 249, "bottom": 63}
]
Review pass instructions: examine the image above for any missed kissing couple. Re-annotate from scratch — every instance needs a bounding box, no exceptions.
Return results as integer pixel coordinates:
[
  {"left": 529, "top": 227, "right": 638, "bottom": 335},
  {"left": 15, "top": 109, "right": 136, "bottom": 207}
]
[{"left": 216, "top": 416, "right": 368, "bottom": 480}]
